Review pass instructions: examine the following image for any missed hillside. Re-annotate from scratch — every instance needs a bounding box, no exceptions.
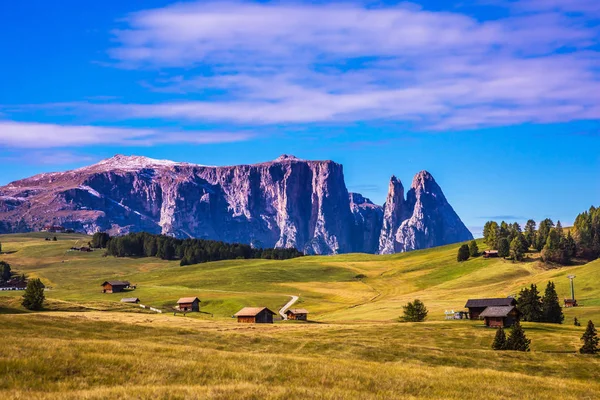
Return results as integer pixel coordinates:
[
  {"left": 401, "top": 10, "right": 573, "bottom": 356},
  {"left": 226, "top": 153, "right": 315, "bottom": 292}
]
[{"left": 1, "top": 233, "right": 599, "bottom": 399}]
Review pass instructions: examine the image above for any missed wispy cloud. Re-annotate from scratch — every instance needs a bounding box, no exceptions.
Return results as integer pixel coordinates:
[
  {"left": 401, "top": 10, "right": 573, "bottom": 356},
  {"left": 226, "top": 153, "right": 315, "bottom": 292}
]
[
  {"left": 79, "top": 1, "right": 599, "bottom": 129},
  {"left": 0, "top": 121, "right": 252, "bottom": 148}
]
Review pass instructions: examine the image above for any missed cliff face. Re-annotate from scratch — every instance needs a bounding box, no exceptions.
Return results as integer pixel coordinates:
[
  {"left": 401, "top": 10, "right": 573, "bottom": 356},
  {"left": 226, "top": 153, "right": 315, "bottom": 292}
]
[
  {"left": 377, "top": 171, "right": 474, "bottom": 254},
  {"left": 0, "top": 155, "right": 472, "bottom": 254}
]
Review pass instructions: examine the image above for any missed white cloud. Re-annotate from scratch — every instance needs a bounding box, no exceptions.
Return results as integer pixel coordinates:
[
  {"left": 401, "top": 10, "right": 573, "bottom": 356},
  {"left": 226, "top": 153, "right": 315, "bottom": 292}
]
[{"left": 0, "top": 121, "right": 252, "bottom": 148}]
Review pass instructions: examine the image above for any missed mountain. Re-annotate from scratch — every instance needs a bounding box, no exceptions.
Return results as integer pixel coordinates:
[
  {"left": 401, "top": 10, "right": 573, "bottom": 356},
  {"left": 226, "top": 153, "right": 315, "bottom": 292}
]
[
  {"left": 377, "top": 171, "right": 474, "bottom": 254},
  {"left": 0, "top": 154, "right": 473, "bottom": 254}
]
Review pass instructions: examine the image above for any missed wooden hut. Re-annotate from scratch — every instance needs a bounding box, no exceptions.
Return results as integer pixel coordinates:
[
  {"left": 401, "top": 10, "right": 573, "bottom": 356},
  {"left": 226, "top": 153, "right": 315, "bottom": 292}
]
[
  {"left": 101, "top": 281, "right": 130, "bottom": 293},
  {"left": 564, "top": 298, "right": 578, "bottom": 308},
  {"left": 480, "top": 306, "right": 520, "bottom": 328},
  {"left": 483, "top": 250, "right": 499, "bottom": 258},
  {"left": 177, "top": 297, "right": 200, "bottom": 312},
  {"left": 464, "top": 298, "right": 517, "bottom": 320},
  {"left": 121, "top": 297, "right": 140, "bottom": 304},
  {"left": 285, "top": 308, "right": 308, "bottom": 321},
  {"left": 234, "top": 307, "right": 276, "bottom": 324}
]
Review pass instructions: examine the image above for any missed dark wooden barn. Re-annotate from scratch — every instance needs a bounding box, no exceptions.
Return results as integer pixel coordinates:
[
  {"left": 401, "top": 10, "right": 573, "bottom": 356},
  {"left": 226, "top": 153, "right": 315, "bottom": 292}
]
[
  {"left": 177, "top": 297, "right": 200, "bottom": 312},
  {"left": 121, "top": 297, "right": 140, "bottom": 304},
  {"left": 480, "top": 306, "right": 520, "bottom": 328},
  {"left": 234, "top": 307, "right": 276, "bottom": 324},
  {"left": 285, "top": 308, "right": 308, "bottom": 321},
  {"left": 564, "top": 298, "right": 578, "bottom": 308},
  {"left": 464, "top": 298, "right": 517, "bottom": 320},
  {"left": 101, "top": 281, "right": 130, "bottom": 293}
]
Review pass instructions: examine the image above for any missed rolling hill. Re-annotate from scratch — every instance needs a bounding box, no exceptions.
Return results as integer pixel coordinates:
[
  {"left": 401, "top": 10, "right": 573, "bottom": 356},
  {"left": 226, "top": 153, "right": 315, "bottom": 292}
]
[{"left": 0, "top": 233, "right": 599, "bottom": 399}]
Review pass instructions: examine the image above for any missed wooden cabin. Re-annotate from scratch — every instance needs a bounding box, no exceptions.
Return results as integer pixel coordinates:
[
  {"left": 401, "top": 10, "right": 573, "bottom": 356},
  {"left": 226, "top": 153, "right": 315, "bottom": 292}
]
[
  {"left": 177, "top": 297, "right": 200, "bottom": 312},
  {"left": 564, "top": 298, "right": 578, "bottom": 308},
  {"left": 483, "top": 250, "right": 499, "bottom": 258},
  {"left": 101, "top": 280, "right": 130, "bottom": 293},
  {"left": 234, "top": 307, "right": 276, "bottom": 324},
  {"left": 121, "top": 297, "right": 140, "bottom": 304},
  {"left": 285, "top": 308, "right": 308, "bottom": 321},
  {"left": 464, "top": 298, "right": 517, "bottom": 320},
  {"left": 480, "top": 306, "right": 520, "bottom": 328}
]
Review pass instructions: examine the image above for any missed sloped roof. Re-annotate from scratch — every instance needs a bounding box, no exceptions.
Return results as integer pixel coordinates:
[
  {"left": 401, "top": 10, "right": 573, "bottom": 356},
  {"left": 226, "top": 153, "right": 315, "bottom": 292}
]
[
  {"left": 465, "top": 298, "right": 516, "bottom": 308},
  {"left": 101, "top": 280, "right": 130, "bottom": 286},
  {"left": 234, "top": 307, "right": 276, "bottom": 317},
  {"left": 120, "top": 298, "right": 140, "bottom": 303},
  {"left": 177, "top": 297, "right": 200, "bottom": 304},
  {"left": 479, "top": 306, "right": 515, "bottom": 318},
  {"left": 286, "top": 308, "right": 309, "bottom": 315}
]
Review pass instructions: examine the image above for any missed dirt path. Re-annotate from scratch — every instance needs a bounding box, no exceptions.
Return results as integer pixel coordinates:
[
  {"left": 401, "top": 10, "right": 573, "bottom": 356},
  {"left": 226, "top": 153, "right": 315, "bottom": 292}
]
[{"left": 279, "top": 295, "right": 299, "bottom": 320}]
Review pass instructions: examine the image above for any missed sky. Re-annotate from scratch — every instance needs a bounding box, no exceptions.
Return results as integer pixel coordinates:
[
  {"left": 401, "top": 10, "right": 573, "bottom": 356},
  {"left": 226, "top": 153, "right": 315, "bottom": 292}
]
[{"left": 0, "top": 0, "right": 599, "bottom": 236}]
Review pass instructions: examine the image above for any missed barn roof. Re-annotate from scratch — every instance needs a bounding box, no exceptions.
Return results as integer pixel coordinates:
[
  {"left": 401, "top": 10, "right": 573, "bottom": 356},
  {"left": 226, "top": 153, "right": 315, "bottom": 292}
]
[
  {"left": 101, "top": 280, "right": 130, "bottom": 286},
  {"left": 465, "top": 298, "right": 516, "bottom": 308},
  {"left": 177, "top": 297, "right": 200, "bottom": 304},
  {"left": 234, "top": 307, "right": 276, "bottom": 317},
  {"left": 479, "top": 306, "right": 515, "bottom": 318},
  {"left": 286, "top": 308, "right": 309, "bottom": 314},
  {"left": 121, "top": 298, "right": 140, "bottom": 303}
]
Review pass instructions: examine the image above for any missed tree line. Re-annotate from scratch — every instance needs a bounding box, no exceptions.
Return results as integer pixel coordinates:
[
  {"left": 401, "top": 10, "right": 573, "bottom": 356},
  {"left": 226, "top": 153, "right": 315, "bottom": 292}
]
[
  {"left": 481, "top": 205, "right": 599, "bottom": 265},
  {"left": 92, "top": 232, "right": 304, "bottom": 265},
  {"left": 517, "top": 281, "right": 564, "bottom": 324}
]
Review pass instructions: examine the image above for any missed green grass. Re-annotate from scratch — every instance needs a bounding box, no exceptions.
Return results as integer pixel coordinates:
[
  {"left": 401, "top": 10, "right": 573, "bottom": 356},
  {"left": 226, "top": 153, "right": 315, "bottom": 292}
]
[{"left": 0, "top": 233, "right": 599, "bottom": 399}]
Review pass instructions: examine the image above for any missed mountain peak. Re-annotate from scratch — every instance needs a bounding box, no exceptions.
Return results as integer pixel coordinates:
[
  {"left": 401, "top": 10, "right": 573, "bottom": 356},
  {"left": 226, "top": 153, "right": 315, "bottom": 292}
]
[
  {"left": 411, "top": 170, "right": 436, "bottom": 189},
  {"left": 274, "top": 154, "right": 302, "bottom": 163},
  {"left": 90, "top": 155, "right": 186, "bottom": 171}
]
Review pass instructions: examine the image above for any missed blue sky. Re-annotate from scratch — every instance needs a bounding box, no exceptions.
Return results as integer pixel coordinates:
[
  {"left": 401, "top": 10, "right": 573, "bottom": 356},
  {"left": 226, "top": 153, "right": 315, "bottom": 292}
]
[{"left": 0, "top": 0, "right": 599, "bottom": 235}]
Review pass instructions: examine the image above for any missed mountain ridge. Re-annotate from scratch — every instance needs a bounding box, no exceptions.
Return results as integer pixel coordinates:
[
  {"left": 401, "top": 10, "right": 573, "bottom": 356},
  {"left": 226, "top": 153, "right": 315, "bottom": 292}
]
[{"left": 0, "top": 154, "right": 473, "bottom": 254}]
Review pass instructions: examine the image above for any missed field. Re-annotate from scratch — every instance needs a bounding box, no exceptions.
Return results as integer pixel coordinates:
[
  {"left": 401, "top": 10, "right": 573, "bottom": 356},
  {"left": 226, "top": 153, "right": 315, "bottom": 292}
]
[{"left": 1, "top": 233, "right": 599, "bottom": 399}]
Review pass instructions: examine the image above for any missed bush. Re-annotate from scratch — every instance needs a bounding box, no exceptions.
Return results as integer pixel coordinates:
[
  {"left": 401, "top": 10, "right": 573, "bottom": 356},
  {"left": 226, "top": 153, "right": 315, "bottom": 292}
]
[
  {"left": 457, "top": 244, "right": 470, "bottom": 262},
  {"left": 506, "top": 321, "right": 530, "bottom": 352},
  {"left": 469, "top": 240, "right": 479, "bottom": 257},
  {"left": 401, "top": 300, "right": 428, "bottom": 322},
  {"left": 22, "top": 278, "right": 45, "bottom": 311},
  {"left": 492, "top": 327, "right": 507, "bottom": 350},
  {"left": 354, "top": 274, "right": 367, "bottom": 280}
]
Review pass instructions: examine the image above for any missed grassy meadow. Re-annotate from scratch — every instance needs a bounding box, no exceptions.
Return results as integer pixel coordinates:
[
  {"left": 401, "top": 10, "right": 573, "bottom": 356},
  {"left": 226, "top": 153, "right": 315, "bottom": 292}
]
[{"left": 0, "top": 233, "right": 599, "bottom": 399}]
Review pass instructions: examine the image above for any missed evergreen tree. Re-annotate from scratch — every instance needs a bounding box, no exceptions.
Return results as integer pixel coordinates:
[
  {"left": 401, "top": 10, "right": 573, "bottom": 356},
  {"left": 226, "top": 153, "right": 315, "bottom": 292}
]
[
  {"left": 564, "top": 232, "right": 577, "bottom": 258},
  {"left": 555, "top": 221, "right": 564, "bottom": 238},
  {"left": 457, "top": 244, "right": 470, "bottom": 262},
  {"left": 510, "top": 235, "right": 527, "bottom": 261},
  {"left": 542, "top": 281, "right": 564, "bottom": 324},
  {"left": 524, "top": 220, "right": 537, "bottom": 247},
  {"left": 498, "top": 238, "right": 510, "bottom": 258},
  {"left": 401, "top": 299, "right": 428, "bottom": 322},
  {"left": 580, "top": 320, "right": 599, "bottom": 354},
  {"left": 517, "top": 284, "right": 543, "bottom": 322},
  {"left": 22, "top": 278, "right": 45, "bottom": 311},
  {"left": 0, "top": 261, "right": 11, "bottom": 281},
  {"left": 574, "top": 317, "right": 581, "bottom": 327},
  {"left": 492, "top": 327, "right": 507, "bottom": 350},
  {"left": 506, "top": 321, "right": 531, "bottom": 351},
  {"left": 90, "top": 232, "right": 110, "bottom": 248},
  {"left": 52, "top": 236, "right": 57, "bottom": 241},
  {"left": 484, "top": 221, "right": 499, "bottom": 249},
  {"left": 469, "top": 240, "right": 479, "bottom": 257},
  {"left": 536, "top": 219, "right": 555, "bottom": 251}
]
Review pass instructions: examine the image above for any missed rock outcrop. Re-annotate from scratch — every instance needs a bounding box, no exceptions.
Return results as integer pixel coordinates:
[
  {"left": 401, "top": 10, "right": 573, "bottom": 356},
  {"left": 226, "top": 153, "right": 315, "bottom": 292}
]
[
  {"left": 0, "top": 155, "right": 473, "bottom": 254},
  {"left": 377, "top": 171, "right": 473, "bottom": 254}
]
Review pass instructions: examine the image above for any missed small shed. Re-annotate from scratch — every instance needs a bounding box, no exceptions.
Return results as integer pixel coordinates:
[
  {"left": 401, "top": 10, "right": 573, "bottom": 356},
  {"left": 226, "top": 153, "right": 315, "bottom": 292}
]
[
  {"left": 483, "top": 250, "right": 499, "bottom": 258},
  {"left": 177, "top": 297, "right": 200, "bottom": 312},
  {"left": 564, "top": 298, "right": 578, "bottom": 308},
  {"left": 480, "top": 306, "right": 520, "bottom": 328},
  {"left": 234, "top": 307, "right": 276, "bottom": 324},
  {"left": 285, "top": 308, "right": 309, "bottom": 321},
  {"left": 101, "top": 281, "right": 130, "bottom": 293},
  {"left": 464, "top": 298, "right": 517, "bottom": 320},
  {"left": 121, "top": 297, "right": 140, "bottom": 304}
]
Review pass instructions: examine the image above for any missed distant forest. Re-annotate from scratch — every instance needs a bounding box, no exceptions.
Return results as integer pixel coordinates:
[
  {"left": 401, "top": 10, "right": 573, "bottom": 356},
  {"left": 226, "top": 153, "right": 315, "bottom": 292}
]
[
  {"left": 92, "top": 232, "right": 303, "bottom": 266},
  {"left": 481, "top": 205, "right": 600, "bottom": 264}
]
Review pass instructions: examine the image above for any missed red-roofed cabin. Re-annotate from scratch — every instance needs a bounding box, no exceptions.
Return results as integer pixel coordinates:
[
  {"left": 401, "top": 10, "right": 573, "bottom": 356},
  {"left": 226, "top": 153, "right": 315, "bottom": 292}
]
[{"left": 234, "top": 307, "right": 276, "bottom": 323}]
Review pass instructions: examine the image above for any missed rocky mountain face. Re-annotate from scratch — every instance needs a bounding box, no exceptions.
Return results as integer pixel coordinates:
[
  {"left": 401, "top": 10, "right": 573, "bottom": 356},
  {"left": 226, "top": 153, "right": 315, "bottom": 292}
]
[{"left": 0, "top": 155, "right": 473, "bottom": 254}]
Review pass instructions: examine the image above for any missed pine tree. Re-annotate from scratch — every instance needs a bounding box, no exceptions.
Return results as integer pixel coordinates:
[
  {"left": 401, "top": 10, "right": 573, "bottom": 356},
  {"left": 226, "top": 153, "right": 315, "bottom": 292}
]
[
  {"left": 469, "top": 240, "right": 479, "bottom": 257},
  {"left": 580, "top": 320, "right": 599, "bottom": 354},
  {"left": 574, "top": 317, "right": 581, "bottom": 327},
  {"left": 457, "top": 244, "right": 470, "bottom": 262},
  {"left": 542, "top": 281, "right": 564, "bottom": 324},
  {"left": 401, "top": 299, "right": 428, "bottom": 322},
  {"left": 506, "top": 321, "right": 531, "bottom": 351},
  {"left": 0, "top": 261, "right": 11, "bottom": 282},
  {"left": 517, "top": 284, "right": 543, "bottom": 322},
  {"left": 510, "top": 235, "right": 526, "bottom": 261},
  {"left": 492, "top": 327, "right": 507, "bottom": 350},
  {"left": 22, "top": 278, "right": 45, "bottom": 311},
  {"left": 498, "top": 238, "right": 510, "bottom": 258},
  {"left": 524, "top": 220, "right": 536, "bottom": 247}
]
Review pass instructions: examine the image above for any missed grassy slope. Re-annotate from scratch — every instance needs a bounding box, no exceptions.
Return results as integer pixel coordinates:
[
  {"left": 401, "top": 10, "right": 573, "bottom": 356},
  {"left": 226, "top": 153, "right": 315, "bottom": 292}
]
[{"left": 0, "top": 233, "right": 599, "bottom": 399}]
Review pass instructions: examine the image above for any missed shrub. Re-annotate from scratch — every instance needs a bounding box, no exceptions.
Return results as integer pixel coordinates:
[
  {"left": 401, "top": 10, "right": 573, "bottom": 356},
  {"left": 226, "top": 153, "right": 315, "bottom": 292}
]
[
  {"left": 22, "top": 278, "right": 45, "bottom": 311},
  {"left": 401, "top": 300, "right": 428, "bottom": 322},
  {"left": 457, "top": 244, "right": 470, "bottom": 262},
  {"left": 468, "top": 240, "right": 479, "bottom": 257}
]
